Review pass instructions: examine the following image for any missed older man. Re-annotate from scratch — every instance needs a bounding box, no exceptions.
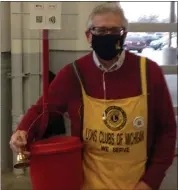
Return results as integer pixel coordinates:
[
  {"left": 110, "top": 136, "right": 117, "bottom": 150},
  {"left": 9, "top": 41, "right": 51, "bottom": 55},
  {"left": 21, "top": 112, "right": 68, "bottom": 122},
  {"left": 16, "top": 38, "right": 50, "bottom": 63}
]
[{"left": 10, "top": 3, "right": 176, "bottom": 190}]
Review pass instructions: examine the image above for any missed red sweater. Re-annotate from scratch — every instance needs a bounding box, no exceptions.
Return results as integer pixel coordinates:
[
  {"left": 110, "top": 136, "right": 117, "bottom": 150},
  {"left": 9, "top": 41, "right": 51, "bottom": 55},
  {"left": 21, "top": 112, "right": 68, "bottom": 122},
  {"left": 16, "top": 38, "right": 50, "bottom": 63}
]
[{"left": 17, "top": 51, "right": 176, "bottom": 189}]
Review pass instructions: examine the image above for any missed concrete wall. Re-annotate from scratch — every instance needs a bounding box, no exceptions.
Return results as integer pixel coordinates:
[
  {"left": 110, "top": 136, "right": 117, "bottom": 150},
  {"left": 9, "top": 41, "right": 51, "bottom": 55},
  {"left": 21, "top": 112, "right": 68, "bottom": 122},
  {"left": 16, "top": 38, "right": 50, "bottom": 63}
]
[
  {"left": 1, "top": 53, "right": 13, "bottom": 173},
  {"left": 1, "top": 2, "right": 12, "bottom": 173},
  {"left": 10, "top": 2, "right": 102, "bottom": 110},
  {"left": 1, "top": 2, "right": 11, "bottom": 52},
  {"left": 1, "top": 2, "right": 102, "bottom": 172}
]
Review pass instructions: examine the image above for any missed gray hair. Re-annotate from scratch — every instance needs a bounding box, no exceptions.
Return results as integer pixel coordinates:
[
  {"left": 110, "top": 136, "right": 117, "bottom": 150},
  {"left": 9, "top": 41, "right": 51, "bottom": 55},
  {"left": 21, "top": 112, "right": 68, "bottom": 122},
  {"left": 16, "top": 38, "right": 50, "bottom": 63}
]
[{"left": 87, "top": 3, "right": 128, "bottom": 31}]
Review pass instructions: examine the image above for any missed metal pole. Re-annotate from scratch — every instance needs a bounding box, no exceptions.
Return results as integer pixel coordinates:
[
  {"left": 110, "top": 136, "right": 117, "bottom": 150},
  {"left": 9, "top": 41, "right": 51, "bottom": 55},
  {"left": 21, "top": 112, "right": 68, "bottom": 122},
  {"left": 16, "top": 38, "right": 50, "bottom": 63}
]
[{"left": 168, "top": 2, "right": 175, "bottom": 47}]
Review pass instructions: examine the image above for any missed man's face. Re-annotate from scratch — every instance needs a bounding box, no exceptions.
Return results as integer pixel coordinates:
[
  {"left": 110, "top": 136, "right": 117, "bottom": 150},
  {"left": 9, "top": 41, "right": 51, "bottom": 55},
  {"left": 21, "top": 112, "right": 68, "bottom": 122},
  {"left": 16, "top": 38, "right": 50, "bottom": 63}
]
[{"left": 86, "top": 12, "right": 127, "bottom": 43}]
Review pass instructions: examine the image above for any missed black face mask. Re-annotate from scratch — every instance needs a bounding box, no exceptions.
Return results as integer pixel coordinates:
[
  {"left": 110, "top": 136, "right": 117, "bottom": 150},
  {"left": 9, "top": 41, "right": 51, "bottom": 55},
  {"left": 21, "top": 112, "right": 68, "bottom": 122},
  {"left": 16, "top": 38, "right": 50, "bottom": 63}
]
[{"left": 91, "top": 34, "right": 124, "bottom": 60}]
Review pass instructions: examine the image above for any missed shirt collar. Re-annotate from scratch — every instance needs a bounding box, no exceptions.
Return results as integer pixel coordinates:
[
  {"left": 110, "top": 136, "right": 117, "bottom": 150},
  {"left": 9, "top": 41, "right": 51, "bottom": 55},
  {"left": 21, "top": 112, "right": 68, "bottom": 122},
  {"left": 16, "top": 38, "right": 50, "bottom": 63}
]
[{"left": 93, "top": 50, "right": 125, "bottom": 72}]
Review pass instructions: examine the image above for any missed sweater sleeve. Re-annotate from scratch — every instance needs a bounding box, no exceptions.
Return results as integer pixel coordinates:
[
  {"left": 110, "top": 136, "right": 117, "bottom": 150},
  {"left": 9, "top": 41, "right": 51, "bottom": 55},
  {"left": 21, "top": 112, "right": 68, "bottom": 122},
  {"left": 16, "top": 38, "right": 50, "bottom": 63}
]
[
  {"left": 141, "top": 63, "right": 177, "bottom": 189},
  {"left": 16, "top": 64, "right": 76, "bottom": 139}
]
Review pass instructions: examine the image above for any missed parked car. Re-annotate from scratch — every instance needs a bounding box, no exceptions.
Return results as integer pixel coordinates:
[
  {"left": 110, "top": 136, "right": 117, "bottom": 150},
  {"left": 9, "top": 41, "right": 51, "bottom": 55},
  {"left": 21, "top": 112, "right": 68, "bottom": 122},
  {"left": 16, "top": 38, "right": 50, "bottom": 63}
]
[
  {"left": 149, "top": 36, "right": 169, "bottom": 50},
  {"left": 124, "top": 36, "right": 147, "bottom": 53},
  {"left": 142, "top": 35, "right": 160, "bottom": 46},
  {"left": 161, "top": 37, "right": 178, "bottom": 60},
  {"left": 160, "top": 36, "right": 177, "bottom": 49},
  {"left": 154, "top": 32, "right": 164, "bottom": 38}
]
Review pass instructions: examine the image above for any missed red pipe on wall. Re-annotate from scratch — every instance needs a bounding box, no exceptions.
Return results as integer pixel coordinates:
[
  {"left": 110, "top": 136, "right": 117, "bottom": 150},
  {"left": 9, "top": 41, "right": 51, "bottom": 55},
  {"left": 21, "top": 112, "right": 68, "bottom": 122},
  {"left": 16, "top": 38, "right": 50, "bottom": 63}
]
[
  {"left": 39, "top": 29, "right": 49, "bottom": 137},
  {"left": 27, "top": 29, "right": 62, "bottom": 143},
  {"left": 42, "top": 29, "right": 49, "bottom": 105}
]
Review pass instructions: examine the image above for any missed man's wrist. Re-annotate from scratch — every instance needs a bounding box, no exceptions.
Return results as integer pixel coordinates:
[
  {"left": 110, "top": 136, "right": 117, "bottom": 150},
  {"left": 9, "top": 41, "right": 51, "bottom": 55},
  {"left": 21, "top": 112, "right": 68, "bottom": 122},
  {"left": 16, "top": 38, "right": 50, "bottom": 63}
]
[{"left": 134, "top": 181, "right": 152, "bottom": 190}]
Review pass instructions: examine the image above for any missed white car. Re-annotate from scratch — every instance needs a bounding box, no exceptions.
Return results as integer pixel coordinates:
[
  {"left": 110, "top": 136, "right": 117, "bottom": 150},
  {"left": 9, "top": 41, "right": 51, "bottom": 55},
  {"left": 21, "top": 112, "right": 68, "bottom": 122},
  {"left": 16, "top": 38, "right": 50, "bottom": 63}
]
[
  {"left": 162, "top": 37, "right": 177, "bottom": 60},
  {"left": 162, "top": 36, "right": 177, "bottom": 49},
  {"left": 161, "top": 36, "right": 178, "bottom": 60}
]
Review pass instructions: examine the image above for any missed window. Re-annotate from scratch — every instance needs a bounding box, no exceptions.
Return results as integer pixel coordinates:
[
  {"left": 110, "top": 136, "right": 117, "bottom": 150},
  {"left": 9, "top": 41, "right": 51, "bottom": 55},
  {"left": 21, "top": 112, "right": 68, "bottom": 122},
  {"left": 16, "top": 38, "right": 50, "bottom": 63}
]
[
  {"left": 175, "top": 2, "right": 177, "bottom": 23},
  {"left": 124, "top": 32, "right": 177, "bottom": 66},
  {"left": 119, "top": 2, "right": 177, "bottom": 33},
  {"left": 119, "top": 2, "right": 177, "bottom": 116},
  {"left": 165, "top": 75, "right": 177, "bottom": 107},
  {"left": 120, "top": 2, "right": 171, "bottom": 23}
]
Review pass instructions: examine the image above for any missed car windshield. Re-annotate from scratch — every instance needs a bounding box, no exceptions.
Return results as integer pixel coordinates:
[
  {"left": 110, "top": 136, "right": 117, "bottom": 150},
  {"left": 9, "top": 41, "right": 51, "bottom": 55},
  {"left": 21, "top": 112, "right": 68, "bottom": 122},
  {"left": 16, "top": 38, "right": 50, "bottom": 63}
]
[
  {"left": 143, "top": 36, "right": 158, "bottom": 40},
  {"left": 151, "top": 36, "right": 168, "bottom": 44},
  {"left": 126, "top": 36, "right": 143, "bottom": 41},
  {"left": 160, "top": 36, "right": 169, "bottom": 42}
]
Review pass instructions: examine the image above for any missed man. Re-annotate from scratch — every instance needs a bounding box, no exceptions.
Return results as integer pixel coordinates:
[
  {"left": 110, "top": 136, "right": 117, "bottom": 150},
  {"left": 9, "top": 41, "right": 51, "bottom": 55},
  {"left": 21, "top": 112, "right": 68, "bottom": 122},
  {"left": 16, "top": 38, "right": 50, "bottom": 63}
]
[
  {"left": 42, "top": 70, "right": 66, "bottom": 139},
  {"left": 10, "top": 3, "right": 176, "bottom": 190}
]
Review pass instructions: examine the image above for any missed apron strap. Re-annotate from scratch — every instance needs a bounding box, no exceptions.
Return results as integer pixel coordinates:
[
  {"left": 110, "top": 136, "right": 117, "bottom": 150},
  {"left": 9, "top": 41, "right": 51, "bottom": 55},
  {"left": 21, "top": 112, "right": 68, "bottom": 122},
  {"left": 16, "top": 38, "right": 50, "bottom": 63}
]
[
  {"left": 140, "top": 57, "right": 148, "bottom": 96},
  {"left": 70, "top": 61, "right": 87, "bottom": 95},
  {"left": 70, "top": 61, "right": 85, "bottom": 142}
]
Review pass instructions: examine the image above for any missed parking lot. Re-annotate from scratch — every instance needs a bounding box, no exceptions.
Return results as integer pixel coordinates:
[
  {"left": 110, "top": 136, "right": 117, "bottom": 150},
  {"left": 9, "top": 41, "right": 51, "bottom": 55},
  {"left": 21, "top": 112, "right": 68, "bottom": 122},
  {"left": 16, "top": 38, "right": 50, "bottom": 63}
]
[{"left": 129, "top": 48, "right": 177, "bottom": 108}]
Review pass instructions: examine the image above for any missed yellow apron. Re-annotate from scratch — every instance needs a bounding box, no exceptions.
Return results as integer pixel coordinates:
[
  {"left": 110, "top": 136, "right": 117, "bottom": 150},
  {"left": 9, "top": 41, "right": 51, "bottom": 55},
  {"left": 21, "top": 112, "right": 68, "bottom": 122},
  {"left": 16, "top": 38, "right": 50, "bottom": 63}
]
[{"left": 72, "top": 57, "right": 148, "bottom": 190}]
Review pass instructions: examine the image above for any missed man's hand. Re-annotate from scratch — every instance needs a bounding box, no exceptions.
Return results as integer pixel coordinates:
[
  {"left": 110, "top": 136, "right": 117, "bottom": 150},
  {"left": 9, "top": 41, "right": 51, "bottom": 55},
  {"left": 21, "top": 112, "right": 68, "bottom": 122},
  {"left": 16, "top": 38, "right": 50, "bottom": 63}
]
[
  {"left": 9, "top": 130, "right": 30, "bottom": 157},
  {"left": 134, "top": 181, "right": 152, "bottom": 190}
]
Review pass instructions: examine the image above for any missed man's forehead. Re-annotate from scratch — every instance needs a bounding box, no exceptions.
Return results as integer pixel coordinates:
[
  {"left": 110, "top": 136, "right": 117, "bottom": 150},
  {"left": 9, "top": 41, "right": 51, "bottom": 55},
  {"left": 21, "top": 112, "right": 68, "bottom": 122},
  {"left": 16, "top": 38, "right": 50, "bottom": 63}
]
[{"left": 91, "top": 13, "right": 122, "bottom": 27}]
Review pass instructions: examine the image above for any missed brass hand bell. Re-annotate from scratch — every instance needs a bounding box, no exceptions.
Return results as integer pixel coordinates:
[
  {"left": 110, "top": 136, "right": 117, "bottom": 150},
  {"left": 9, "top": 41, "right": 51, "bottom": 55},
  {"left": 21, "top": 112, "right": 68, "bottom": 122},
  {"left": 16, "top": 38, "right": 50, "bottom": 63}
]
[{"left": 14, "top": 148, "right": 29, "bottom": 169}]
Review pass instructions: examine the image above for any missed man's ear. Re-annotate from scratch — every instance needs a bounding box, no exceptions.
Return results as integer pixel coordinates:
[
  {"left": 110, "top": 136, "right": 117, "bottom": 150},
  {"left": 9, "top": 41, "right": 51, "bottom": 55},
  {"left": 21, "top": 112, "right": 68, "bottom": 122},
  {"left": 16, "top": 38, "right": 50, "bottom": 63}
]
[{"left": 85, "top": 30, "right": 92, "bottom": 44}]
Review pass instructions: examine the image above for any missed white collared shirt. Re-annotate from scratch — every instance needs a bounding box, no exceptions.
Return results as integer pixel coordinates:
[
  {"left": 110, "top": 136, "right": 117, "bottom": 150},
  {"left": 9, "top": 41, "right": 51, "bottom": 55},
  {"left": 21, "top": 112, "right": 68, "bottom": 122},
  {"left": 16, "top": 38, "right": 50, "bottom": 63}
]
[{"left": 93, "top": 50, "right": 125, "bottom": 72}]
